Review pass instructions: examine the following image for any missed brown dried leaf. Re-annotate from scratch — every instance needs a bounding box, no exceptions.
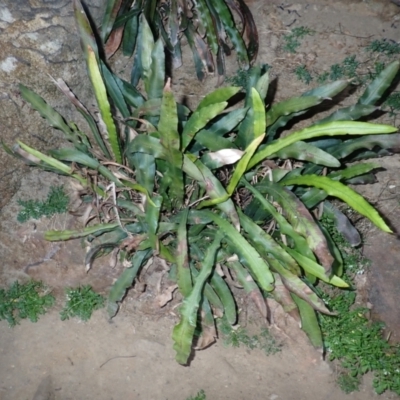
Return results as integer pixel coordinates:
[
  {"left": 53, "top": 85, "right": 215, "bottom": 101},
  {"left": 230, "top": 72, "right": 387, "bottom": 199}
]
[
  {"left": 194, "top": 324, "right": 217, "bottom": 350},
  {"left": 105, "top": 26, "right": 124, "bottom": 58},
  {"left": 156, "top": 284, "right": 178, "bottom": 307}
]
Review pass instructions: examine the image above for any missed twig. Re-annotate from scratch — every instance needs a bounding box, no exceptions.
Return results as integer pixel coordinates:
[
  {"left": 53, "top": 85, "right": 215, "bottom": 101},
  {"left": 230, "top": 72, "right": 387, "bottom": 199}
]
[{"left": 99, "top": 355, "right": 136, "bottom": 369}]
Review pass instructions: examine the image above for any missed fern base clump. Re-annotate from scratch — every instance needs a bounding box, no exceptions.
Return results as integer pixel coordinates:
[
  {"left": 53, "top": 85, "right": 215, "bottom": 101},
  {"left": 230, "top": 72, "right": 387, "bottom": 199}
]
[{"left": 1, "top": 2, "right": 400, "bottom": 394}]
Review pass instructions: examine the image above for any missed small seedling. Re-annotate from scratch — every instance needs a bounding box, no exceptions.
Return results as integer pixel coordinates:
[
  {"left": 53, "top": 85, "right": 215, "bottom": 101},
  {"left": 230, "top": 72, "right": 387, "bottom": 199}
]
[
  {"left": 295, "top": 65, "right": 313, "bottom": 84},
  {"left": 60, "top": 285, "right": 105, "bottom": 321},
  {"left": 282, "top": 26, "right": 314, "bottom": 53},
  {"left": 186, "top": 389, "right": 206, "bottom": 400},
  {"left": 328, "top": 55, "right": 360, "bottom": 82},
  {"left": 0, "top": 280, "right": 55, "bottom": 326},
  {"left": 218, "top": 318, "right": 281, "bottom": 356},
  {"left": 384, "top": 92, "right": 400, "bottom": 113},
  {"left": 366, "top": 39, "right": 400, "bottom": 56},
  {"left": 226, "top": 65, "right": 271, "bottom": 88},
  {"left": 17, "top": 185, "right": 69, "bottom": 223}
]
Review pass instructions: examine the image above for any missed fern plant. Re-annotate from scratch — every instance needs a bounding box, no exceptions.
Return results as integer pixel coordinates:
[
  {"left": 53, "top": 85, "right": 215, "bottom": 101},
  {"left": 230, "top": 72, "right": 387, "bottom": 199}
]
[{"left": 3, "top": 0, "right": 400, "bottom": 369}]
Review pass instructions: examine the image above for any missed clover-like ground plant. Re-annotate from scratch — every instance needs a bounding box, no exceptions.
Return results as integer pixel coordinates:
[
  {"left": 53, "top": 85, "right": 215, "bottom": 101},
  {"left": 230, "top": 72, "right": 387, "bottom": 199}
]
[{"left": 3, "top": 0, "right": 400, "bottom": 367}]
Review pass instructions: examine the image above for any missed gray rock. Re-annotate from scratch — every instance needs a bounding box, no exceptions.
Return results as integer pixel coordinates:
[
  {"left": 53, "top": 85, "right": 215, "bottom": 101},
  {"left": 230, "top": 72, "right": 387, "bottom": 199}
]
[{"left": 0, "top": 0, "right": 103, "bottom": 209}]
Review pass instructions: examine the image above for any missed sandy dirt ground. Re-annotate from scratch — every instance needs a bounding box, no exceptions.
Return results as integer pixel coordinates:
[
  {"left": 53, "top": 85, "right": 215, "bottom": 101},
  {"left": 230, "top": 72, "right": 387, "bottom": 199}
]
[{"left": 1, "top": 1, "right": 400, "bottom": 399}]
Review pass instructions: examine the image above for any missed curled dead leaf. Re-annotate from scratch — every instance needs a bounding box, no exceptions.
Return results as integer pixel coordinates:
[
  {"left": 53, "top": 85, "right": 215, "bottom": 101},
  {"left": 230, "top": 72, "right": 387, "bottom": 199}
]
[{"left": 156, "top": 284, "right": 178, "bottom": 307}]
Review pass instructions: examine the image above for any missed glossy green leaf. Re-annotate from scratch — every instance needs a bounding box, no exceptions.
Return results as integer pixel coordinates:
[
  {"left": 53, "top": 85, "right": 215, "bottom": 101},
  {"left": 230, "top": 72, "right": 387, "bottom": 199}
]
[
  {"left": 241, "top": 179, "right": 318, "bottom": 270},
  {"left": 130, "top": 152, "right": 156, "bottom": 195},
  {"left": 159, "top": 84, "right": 179, "bottom": 150},
  {"left": 108, "top": 249, "right": 152, "bottom": 317},
  {"left": 330, "top": 134, "right": 400, "bottom": 160},
  {"left": 265, "top": 96, "right": 322, "bottom": 129},
  {"left": 209, "top": 269, "right": 237, "bottom": 325},
  {"left": 18, "top": 84, "right": 69, "bottom": 132},
  {"left": 358, "top": 60, "right": 400, "bottom": 106},
  {"left": 183, "top": 19, "right": 208, "bottom": 81},
  {"left": 191, "top": 210, "right": 274, "bottom": 292},
  {"left": 270, "top": 141, "right": 340, "bottom": 167},
  {"left": 140, "top": 15, "right": 154, "bottom": 81},
  {"left": 87, "top": 47, "right": 122, "bottom": 163},
  {"left": 73, "top": 0, "right": 99, "bottom": 58},
  {"left": 100, "top": 61, "right": 130, "bottom": 118},
  {"left": 283, "top": 246, "right": 349, "bottom": 288},
  {"left": 49, "top": 148, "right": 123, "bottom": 186},
  {"left": 172, "top": 232, "right": 222, "bottom": 364},
  {"left": 317, "top": 104, "right": 377, "bottom": 125},
  {"left": 200, "top": 134, "right": 264, "bottom": 208},
  {"left": 212, "top": 0, "right": 249, "bottom": 66},
  {"left": 158, "top": 84, "right": 184, "bottom": 205},
  {"left": 145, "top": 194, "right": 162, "bottom": 250},
  {"left": 238, "top": 210, "right": 301, "bottom": 276},
  {"left": 255, "top": 70, "right": 270, "bottom": 102},
  {"left": 257, "top": 180, "right": 334, "bottom": 274},
  {"left": 117, "top": 77, "right": 145, "bottom": 108},
  {"left": 189, "top": 157, "right": 239, "bottom": 228},
  {"left": 16, "top": 141, "right": 88, "bottom": 187},
  {"left": 252, "top": 88, "right": 266, "bottom": 139},
  {"left": 198, "top": 87, "right": 241, "bottom": 110},
  {"left": 182, "top": 102, "right": 228, "bottom": 150},
  {"left": 189, "top": 263, "right": 224, "bottom": 312},
  {"left": 45, "top": 223, "right": 119, "bottom": 241},
  {"left": 300, "top": 162, "right": 381, "bottom": 209},
  {"left": 265, "top": 255, "right": 334, "bottom": 315},
  {"left": 121, "top": 1, "right": 142, "bottom": 56},
  {"left": 176, "top": 210, "right": 192, "bottom": 297},
  {"left": 100, "top": 0, "right": 123, "bottom": 42},
  {"left": 196, "top": 0, "right": 219, "bottom": 55},
  {"left": 228, "top": 260, "right": 267, "bottom": 319},
  {"left": 291, "top": 294, "right": 323, "bottom": 348},
  {"left": 271, "top": 273, "right": 300, "bottom": 321},
  {"left": 283, "top": 174, "right": 393, "bottom": 233},
  {"left": 146, "top": 38, "right": 165, "bottom": 99},
  {"left": 266, "top": 80, "right": 349, "bottom": 140},
  {"left": 250, "top": 121, "right": 397, "bottom": 169}
]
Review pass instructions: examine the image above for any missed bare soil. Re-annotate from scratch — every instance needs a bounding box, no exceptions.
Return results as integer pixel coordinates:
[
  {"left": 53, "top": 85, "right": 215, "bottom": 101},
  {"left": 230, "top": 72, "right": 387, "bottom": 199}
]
[{"left": 1, "top": 1, "right": 400, "bottom": 399}]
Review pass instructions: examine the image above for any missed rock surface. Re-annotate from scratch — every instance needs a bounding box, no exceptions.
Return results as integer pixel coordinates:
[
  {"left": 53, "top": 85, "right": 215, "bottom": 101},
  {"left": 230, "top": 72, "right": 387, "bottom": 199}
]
[{"left": 0, "top": 0, "right": 102, "bottom": 209}]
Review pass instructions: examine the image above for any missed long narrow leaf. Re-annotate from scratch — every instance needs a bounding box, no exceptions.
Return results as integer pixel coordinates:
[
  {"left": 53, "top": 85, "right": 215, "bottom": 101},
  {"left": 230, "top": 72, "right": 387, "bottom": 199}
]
[
  {"left": 172, "top": 232, "right": 223, "bottom": 364},
  {"left": 291, "top": 294, "right": 323, "bottom": 348},
  {"left": 107, "top": 248, "right": 152, "bottom": 317},
  {"left": 250, "top": 121, "right": 397, "bottom": 169},
  {"left": 358, "top": 60, "right": 400, "bottom": 105},
  {"left": 283, "top": 174, "right": 392, "bottom": 233},
  {"left": 87, "top": 47, "right": 122, "bottom": 163},
  {"left": 191, "top": 210, "right": 274, "bottom": 292},
  {"left": 16, "top": 141, "right": 88, "bottom": 187},
  {"left": 45, "top": 223, "right": 119, "bottom": 241}
]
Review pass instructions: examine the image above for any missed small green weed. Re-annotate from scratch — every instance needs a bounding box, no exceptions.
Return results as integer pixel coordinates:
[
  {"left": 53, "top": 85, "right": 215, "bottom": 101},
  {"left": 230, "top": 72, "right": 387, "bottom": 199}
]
[
  {"left": 218, "top": 318, "right": 281, "bottom": 355},
  {"left": 320, "top": 291, "right": 400, "bottom": 395},
  {"left": 186, "top": 389, "right": 206, "bottom": 400},
  {"left": 366, "top": 39, "right": 400, "bottom": 56},
  {"left": 0, "top": 280, "right": 55, "bottom": 326},
  {"left": 17, "top": 185, "right": 69, "bottom": 223},
  {"left": 294, "top": 65, "right": 313, "bottom": 84},
  {"left": 60, "top": 285, "right": 105, "bottom": 321},
  {"left": 319, "top": 217, "right": 400, "bottom": 395},
  {"left": 282, "top": 26, "right": 314, "bottom": 53},
  {"left": 384, "top": 92, "right": 400, "bottom": 113},
  {"left": 328, "top": 55, "right": 360, "bottom": 82},
  {"left": 226, "top": 65, "right": 271, "bottom": 88}
]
